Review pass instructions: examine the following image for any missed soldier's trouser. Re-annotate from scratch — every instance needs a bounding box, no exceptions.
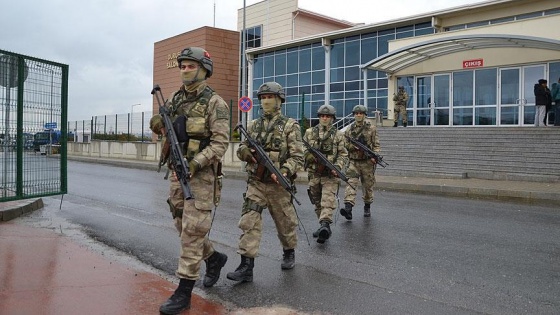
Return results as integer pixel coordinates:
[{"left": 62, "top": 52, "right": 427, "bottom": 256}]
[
  {"left": 344, "top": 159, "right": 376, "bottom": 205},
  {"left": 237, "top": 179, "right": 298, "bottom": 258},
  {"left": 308, "top": 174, "right": 340, "bottom": 223},
  {"left": 394, "top": 105, "right": 407, "bottom": 123},
  {"left": 168, "top": 166, "right": 218, "bottom": 280}
]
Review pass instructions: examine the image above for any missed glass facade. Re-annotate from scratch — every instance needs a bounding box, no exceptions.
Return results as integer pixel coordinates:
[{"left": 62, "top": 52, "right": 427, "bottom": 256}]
[
  {"left": 250, "top": 22, "right": 434, "bottom": 125},
  {"left": 395, "top": 62, "right": 560, "bottom": 127}
]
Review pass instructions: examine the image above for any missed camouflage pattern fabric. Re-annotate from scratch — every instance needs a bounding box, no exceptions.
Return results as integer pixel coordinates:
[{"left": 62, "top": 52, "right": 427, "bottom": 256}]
[
  {"left": 303, "top": 125, "right": 348, "bottom": 223},
  {"left": 344, "top": 121, "right": 380, "bottom": 206},
  {"left": 152, "top": 81, "right": 230, "bottom": 280},
  {"left": 235, "top": 112, "right": 304, "bottom": 258},
  {"left": 393, "top": 89, "right": 409, "bottom": 123},
  {"left": 237, "top": 179, "right": 299, "bottom": 258}
]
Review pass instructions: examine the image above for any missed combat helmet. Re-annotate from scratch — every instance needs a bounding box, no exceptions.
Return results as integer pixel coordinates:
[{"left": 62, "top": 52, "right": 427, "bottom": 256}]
[
  {"left": 352, "top": 105, "right": 367, "bottom": 114},
  {"left": 257, "top": 82, "right": 286, "bottom": 103},
  {"left": 177, "top": 47, "right": 213, "bottom": 78},
  {"left": 317, "top": 104, "right": 336, "bottom": 117}
]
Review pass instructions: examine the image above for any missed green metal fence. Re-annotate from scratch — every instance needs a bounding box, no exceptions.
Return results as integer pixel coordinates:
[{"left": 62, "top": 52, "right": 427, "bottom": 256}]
[{"left": 0, "top": 49, "right": 68, "bottom": 202}]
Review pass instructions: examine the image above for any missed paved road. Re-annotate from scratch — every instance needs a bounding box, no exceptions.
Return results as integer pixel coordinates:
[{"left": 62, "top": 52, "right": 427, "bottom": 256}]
[{"left": 21, "top": 160, "right": 560, "bottom": 315}]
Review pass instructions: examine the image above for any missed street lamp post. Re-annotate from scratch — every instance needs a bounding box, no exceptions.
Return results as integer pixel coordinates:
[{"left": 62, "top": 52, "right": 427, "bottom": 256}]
[{"left": 130, "top": 104, "right": 141, "bottom": 137}]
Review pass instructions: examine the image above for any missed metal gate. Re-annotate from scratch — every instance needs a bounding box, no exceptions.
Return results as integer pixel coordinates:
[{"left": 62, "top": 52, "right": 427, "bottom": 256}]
[{"left": 1, "top": 49, "right": 68, "bottom": 202}]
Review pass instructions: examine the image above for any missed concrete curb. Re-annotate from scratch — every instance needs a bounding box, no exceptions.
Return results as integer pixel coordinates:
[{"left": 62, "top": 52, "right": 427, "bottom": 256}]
[{"left": 0, "top": 198, "right": 44, "bottom": 222}]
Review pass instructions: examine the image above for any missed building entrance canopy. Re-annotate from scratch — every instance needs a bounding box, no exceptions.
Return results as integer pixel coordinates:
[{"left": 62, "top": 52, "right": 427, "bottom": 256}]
[{"left": 362, "top": 34, "right": 560, "bottom": 74}]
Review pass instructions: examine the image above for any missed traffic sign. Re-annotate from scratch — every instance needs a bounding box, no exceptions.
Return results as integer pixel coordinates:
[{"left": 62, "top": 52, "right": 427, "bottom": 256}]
[
  {"left": 238, "top": 96, "right": 253, "bottom": 113},
  {"left": 44, "top": 122, "right": 57, "bottom": 129}
]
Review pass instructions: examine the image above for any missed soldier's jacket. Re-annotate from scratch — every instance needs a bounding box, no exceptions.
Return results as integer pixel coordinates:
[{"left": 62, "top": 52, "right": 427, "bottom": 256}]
[
  {"left": 393, "top": 90, "right": 409, "bottom": 106},
  {"left": 303, "top": 125, "right": 348, "bottom": 173},
  {"left": 344, "top": 120, "right": 380, "bottom": 160},
  {"left": 237, "top": 113, "right": 304, "bottom": 181},
  {"left": 149, "top": 82, "right": 230, "bottom": 168}
]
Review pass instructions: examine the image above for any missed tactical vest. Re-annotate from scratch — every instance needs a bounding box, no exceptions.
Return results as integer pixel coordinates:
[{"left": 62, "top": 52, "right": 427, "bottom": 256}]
[
  {"left": 309, "top": 125, "right": 336, "bottom": 155},
  {"left": 249, "top": 114, "right": 293, "bottom": 165},
  {"left": 347, "top": 121, "right": 372, "bottom": 160},
  {"left": 170, "top": 86, "right": 215, "bottom": 159}
]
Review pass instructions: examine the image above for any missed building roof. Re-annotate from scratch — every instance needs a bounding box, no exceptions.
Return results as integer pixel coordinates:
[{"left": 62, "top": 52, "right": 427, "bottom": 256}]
[{"left": 362, "top": 34, "right": 560, "bottom": 73}]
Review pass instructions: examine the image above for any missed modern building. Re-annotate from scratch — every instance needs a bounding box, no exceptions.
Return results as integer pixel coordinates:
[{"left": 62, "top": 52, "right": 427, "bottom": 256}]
[
  {"left": 153, "top": 0, "right": 560, "bottom": 128},
  {"left": 241, "top": 0, "right": 560, "bottom": 127}
]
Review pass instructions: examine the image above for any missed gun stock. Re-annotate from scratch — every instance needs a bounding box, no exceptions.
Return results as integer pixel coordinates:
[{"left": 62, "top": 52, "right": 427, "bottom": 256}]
[
  {"left": 151, "top": 85, "right": 193, "bottom": 200},
  {"left": 235, "top": 123, "right": 300, "bottom": 205},
  {"left": 345, "top": 136, "right": 388, "bottom": 168},
  {"left": 302, "top": 139, "right": 355, "bottom": 190}
]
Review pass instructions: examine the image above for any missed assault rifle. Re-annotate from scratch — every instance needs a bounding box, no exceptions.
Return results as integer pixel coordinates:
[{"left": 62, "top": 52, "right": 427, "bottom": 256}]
[
  {"left": 235, "top": 122, "right": 301, "bottom": 205},
  {"left": 345, "top": 136, "right": 388, "bottom": 168},
  {"left": 151, "top": 84, "right": 193, "bottom": 200},
  {"left": 302, "top": 139, "right": 355, "bottom": 190}
]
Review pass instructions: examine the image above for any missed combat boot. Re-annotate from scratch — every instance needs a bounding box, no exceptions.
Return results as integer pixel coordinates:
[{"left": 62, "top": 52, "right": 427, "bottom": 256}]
[
  {"left": 159, "top": 278, "right": 195, "bottom": 315},
  {"left": 340, "top": 202, "right": 353, "bottom": 220},
  {"left": 226, "top": 255, "right": 254, "bottom": 282},
  {"left": 203, "top": 251, "right": 228, "bottom": 287},
  {"left": 393, "top": 122, "right": 398, "bottom": 127},
  {"left": 403, "top": 122, "right": 407, "bottom": 127},
  {"left": 316, "top": 221, "right": 331, "bottom": 244},
  {"left": 281, "top": 249, "right": 295, "bottom": 270},
  {"left": 364, "top": 203, "right": 371, "bottom": 217}
]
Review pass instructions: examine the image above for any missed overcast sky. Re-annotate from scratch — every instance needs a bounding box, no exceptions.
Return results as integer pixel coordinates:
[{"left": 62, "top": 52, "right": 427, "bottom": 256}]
[{"left": 1, "top": 0, "right": 483, "bottom": 121}]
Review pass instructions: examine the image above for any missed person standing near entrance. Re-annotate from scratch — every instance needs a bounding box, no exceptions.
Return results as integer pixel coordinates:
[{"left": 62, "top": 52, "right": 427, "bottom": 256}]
[
  {"left": 551, "top": 77, "right": 560, "bottom": 126},
  {"left": 341, "top": 105, "right": 381, "bottom": 220},
  {"left": 393, "top": 86, "right": 409, "bottom": 127},
  {"left": 534, "top": 79, "right": 552, "bottom": 127},
  {"left": 149, "top": 47, "right": 230, "bottom": 315}
]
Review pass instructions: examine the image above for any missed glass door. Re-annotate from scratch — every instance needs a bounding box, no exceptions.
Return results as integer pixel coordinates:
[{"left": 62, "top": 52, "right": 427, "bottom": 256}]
[
  {"left": 433, "top": 74, "right": 451, "bottom": 125},
  {"left": 415, "top": 76, "right": 431, "bottom": 126},
  {"left": 499, "top": 68, "right": 520, "bottom": 125},
  {"left": 521, "top": 65, "right": 545, "bottom": 125}
]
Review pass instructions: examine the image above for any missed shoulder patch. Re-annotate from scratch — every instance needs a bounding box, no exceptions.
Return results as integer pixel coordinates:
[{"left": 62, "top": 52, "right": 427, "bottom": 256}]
[{"left": 216, "top": 106, "right": 229, "bottom": 120}]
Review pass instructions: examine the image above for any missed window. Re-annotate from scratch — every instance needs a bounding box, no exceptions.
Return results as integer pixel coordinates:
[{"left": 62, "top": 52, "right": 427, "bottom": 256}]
[
  {"left": 244, "top": 26, "right": 262, "bottom": 48},
  {"left": 453, "top": 71, "right": 473, "bottom": 107},
  {"left": 475, "top": 69, "right": 497, "bottom": 106}
]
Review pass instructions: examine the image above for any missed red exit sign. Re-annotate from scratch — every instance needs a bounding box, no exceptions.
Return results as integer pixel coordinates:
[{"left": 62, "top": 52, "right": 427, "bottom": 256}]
[{"left": 463, "top": 59, "right": 484, "bottom": 69}]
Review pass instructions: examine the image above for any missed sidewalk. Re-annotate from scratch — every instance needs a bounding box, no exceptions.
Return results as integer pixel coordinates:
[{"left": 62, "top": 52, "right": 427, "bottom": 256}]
[{"left": 0, "top": 221, "right": 227, "bottom": 315}]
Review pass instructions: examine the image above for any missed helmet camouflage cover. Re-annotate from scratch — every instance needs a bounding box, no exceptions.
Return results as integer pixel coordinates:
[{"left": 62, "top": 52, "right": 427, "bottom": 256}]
[
  {"left": 317, "top": 104, "right": 336, "bottom": 117},
  {"left": 257, "top": 82, "right": 286, "bottom": 103},
  {"left": 352, "top": 105, "right": 367, "bottom": 114},
  {"left": 177, "top": 47, "right": 213, "bottom": 78}
]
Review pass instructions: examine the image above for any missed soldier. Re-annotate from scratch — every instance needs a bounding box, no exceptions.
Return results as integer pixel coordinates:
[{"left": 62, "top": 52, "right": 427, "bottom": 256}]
[
  {"left": 341, "top": 105, "right": 381, "bottom": 219},
  {"left": 304, "top": 104, "right": 348, "bottom": 244},
  {"left": 393, "top": 85, "right": 409, "bottom": 127},
  {"left": 149, "top": 47, "right": 230, "bottom": 315},
  {"left": 226, "top": 82, "right": 304, "bottom": 283}
]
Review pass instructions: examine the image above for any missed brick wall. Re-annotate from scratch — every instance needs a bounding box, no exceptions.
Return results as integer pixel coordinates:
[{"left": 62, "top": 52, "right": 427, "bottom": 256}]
[{"left": 153, "top": 26, "right": 240, "bottom": 138}]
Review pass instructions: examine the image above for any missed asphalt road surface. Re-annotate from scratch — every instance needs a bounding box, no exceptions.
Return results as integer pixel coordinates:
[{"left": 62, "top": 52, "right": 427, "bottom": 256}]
[{"left": 20, "top": 161, "right": 560, "bottom": 315}]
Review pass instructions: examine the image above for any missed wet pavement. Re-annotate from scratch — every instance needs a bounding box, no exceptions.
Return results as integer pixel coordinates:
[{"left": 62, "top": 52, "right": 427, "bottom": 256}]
[
  {"left": 0, "top": 222, "right": 227, "bottom": 315},
  {"left": 1, "top": 156, "right": 559, "bottom": 314}
]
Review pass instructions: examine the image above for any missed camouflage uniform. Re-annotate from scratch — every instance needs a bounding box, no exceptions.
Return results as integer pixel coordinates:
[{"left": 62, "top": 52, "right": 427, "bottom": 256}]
[
  {"left": 343, "top": 113, "right": 381, "bottom": 217},
  {"left": 393, "top": 86, "right": 409, "bottom": 126},
  {"left": 227, "top": 82, "right": 304, "bottom": 282},
  {"left": 304, "top": 105, "right": 348, "bottom": 243},
  {"left": 149, "top": 47, "right": 230, "bottom": 315}
]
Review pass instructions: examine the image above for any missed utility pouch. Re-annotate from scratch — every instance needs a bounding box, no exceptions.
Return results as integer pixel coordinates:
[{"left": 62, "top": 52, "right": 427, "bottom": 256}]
[
  {"left": 186, "top": 139, "right": 201, "bottom": 160},
  {"left": 167, "top": 198, "right": 183, "bottom": 219},
  {"left": 173, "top": 115, "right": 188, "bottom": 143},
  {"left": 185, "top": 116, "right": 207, "bottom": 137}
]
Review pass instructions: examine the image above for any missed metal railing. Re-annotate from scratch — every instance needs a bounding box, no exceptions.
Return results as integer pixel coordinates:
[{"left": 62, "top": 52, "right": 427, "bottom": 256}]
[{"left": 68, "top": 111, "right": 154, "bottom": 142}]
